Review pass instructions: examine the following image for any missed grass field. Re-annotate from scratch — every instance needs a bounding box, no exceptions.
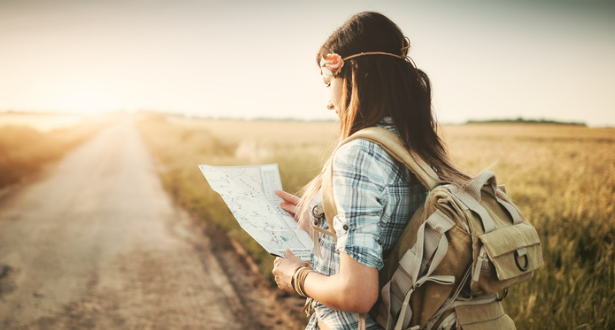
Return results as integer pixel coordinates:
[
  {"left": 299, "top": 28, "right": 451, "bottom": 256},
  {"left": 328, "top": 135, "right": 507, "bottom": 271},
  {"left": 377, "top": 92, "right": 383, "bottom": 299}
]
[
  {"left": 0, "top": 113, "right": 84, "bottom": 132},
  {"left": 0, "top": 113, "right": 112, "bottom": 188},
  {"left": 136, "top": 115, "right": 615, "bottom": 330}
]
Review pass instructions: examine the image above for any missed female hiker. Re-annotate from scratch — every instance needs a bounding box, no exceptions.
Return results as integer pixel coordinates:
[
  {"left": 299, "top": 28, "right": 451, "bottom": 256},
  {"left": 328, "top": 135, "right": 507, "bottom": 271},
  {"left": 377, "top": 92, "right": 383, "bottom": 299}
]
[{"left": 272, "top": 11, "right": 469, "bottom": 330}]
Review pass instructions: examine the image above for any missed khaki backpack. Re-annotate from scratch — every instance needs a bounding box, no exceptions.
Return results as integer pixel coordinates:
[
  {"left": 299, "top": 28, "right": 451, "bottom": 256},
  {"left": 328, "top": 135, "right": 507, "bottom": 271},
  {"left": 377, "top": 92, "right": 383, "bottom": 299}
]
[{"left": 317, "top": 127, "right": 543, "bottom": 330}]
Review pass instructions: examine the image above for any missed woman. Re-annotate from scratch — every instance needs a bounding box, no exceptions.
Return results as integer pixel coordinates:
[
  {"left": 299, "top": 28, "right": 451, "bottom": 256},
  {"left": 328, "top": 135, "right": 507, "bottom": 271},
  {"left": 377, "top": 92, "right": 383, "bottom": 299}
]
[{"left": 272, "top": 12, "right": 468, "bottom": 330}]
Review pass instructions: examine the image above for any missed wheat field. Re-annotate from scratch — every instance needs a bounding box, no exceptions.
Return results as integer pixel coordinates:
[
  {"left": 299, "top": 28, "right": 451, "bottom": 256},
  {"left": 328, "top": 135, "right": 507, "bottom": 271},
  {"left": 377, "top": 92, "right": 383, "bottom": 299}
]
[{"left": 136, "top": 115, "right": 615, "bottom": 330}]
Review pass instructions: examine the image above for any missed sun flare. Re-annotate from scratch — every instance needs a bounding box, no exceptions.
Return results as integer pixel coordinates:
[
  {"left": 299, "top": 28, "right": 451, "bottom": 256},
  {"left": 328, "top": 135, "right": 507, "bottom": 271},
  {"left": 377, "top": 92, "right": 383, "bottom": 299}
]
[{"left": 49, "top": 85, "right": 123, "bottom": 114}]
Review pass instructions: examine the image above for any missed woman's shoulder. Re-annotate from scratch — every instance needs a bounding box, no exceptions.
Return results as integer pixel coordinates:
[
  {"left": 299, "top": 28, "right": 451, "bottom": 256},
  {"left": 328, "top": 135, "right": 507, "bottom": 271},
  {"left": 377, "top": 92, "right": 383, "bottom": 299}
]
[
  {"left": 334, "top": 128, "right": 407, "bottom": 182},
  {"left": 335, "top": 117, "right": 399, "bottom": 162},
  {"left": 335, "top": 135, "right": 389, "bottom": 162}
]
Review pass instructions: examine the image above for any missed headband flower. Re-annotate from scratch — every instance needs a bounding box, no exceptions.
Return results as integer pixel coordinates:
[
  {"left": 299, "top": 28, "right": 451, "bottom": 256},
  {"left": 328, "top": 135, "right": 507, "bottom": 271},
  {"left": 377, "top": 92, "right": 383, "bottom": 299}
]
[
  {"left": 320, "top": 53, "right": 344, "bottom": 76},
  {"left": 319, "top": 39, "right": 411, "bottom": 77}
]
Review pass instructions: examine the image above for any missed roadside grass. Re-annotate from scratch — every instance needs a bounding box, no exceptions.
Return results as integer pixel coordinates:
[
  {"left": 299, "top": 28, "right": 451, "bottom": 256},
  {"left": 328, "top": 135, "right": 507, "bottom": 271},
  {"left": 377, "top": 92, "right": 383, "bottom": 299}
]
[
  {"left": 136, "top": 115, "right": 337, "bottom": 276},
  {"left": 0, "top": 116, "right": 111, "bottom": 188},
  {"left": 137, "top": 115, "right": 615, "bottom": 330}
]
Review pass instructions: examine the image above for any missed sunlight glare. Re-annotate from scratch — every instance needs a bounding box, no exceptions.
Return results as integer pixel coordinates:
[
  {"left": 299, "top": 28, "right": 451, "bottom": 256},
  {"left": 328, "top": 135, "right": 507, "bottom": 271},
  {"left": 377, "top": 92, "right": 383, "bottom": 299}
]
[{"left": 52, "top": 85, "right": 122, "bottom": 114}]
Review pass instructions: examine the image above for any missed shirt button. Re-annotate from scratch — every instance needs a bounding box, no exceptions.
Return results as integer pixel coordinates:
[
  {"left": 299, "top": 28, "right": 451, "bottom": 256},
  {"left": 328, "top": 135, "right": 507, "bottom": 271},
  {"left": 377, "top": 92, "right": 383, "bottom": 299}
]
[
  {"left": 343, "top": 224, "right": 349, "bottom": 231},
  {"left": 377, "top": 238, "right": 383, "bottom": 245}
]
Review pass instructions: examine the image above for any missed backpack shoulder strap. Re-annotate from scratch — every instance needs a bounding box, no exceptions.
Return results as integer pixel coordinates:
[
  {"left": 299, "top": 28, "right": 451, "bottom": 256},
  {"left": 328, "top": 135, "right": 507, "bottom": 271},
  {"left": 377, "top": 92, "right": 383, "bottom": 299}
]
[
  {"left": 321, "top": 127, "right": 440, "bottom": 234},
  {"left": 346, "top": 127, "right": 440, "bottom": 190}
]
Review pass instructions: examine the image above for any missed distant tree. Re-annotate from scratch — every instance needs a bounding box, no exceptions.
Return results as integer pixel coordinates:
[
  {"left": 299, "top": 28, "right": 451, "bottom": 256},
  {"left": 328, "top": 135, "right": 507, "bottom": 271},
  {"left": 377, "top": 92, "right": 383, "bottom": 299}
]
[{"left": 466, "top": 117, "right": 586, "bottom": 126}]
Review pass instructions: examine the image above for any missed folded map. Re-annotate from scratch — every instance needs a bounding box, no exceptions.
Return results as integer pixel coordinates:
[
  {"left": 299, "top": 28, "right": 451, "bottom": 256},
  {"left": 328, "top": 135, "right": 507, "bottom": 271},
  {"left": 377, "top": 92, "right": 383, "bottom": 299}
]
[{"left": 198, "top": 163, "right": 313, "bottom": 261}]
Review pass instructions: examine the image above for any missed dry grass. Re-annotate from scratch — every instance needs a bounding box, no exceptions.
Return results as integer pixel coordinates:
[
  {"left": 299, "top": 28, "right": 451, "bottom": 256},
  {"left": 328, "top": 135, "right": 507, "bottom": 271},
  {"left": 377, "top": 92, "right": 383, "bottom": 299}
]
[
  {"left": 441, "top": 124, "right": 615, "bottom": 329},
  {"left": 136, "top": 115, "right": 337, "bottom": 274},
  {"left": 0, "top": 113, "right": 84, "bottom": 132},
  {"left": 0, "top": 113, "right": 113, "bottom": 188},
  {"left": 137, "top": 115, "right": 615, "bottom": 330}
]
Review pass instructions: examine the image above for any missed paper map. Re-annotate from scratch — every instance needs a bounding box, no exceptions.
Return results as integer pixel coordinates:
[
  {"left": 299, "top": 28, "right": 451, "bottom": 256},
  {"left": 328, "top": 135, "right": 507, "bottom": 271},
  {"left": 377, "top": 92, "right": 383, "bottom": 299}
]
[{"left": 198, "top": 164, "right": 313, "bottom": 261}]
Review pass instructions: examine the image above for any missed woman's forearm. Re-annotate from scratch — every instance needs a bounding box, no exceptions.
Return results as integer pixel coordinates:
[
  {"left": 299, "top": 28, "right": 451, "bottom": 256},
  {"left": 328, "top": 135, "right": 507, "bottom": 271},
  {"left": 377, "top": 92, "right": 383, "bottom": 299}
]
[{"left": 303, "top": 253, "right": 379, "bottom": 314}]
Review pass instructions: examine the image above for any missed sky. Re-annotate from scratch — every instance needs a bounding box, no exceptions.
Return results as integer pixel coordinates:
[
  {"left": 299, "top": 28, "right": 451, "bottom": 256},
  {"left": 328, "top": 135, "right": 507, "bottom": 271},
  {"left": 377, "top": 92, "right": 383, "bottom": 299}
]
[{"left": 1, "top": 0, "right": 614, "bottom": 126}]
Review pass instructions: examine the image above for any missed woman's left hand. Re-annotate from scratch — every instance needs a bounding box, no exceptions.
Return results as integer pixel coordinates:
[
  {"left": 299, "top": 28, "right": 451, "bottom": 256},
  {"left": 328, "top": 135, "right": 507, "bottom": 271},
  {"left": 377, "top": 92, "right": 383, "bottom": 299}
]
[
  {"left": 276, "top": 190, "right": 313, "bottom": 233},
  {"left": 276, "top": 190, "right": 301, "bottom": 220},
  {"left": 272, "top": 249, "right": 309, "bottom": 293}
]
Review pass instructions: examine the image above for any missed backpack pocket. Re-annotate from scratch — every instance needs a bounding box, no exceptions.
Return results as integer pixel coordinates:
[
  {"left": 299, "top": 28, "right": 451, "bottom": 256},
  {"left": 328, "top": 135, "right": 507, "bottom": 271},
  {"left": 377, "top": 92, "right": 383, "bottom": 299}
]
[
  {"left": 455, "top": 301, "right": 516, "bottom": 330},
  {"left": 472, "top": 221, "right": 543, "bottom": 295}
]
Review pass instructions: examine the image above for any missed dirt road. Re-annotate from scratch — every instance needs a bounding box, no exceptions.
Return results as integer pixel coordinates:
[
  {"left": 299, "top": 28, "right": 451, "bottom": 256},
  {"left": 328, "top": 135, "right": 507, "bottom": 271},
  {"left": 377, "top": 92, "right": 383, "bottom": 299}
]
[{"left": 0, "top": 119, "right": 304, "bottom": 329}]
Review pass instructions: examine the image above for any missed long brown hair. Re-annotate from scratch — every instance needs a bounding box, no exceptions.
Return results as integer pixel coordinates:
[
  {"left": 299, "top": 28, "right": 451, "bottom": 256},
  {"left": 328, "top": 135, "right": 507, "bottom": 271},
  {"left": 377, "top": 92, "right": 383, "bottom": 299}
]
[{"left": 297, "top": 12, "right": 469, "bottom": 230}]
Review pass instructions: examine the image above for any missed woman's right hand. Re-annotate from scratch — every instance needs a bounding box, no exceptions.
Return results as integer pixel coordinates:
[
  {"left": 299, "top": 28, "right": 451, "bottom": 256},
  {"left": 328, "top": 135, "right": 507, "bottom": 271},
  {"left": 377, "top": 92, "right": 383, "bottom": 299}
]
[{"left": 272, "top": 249, "right": 309, "bottom": 293}]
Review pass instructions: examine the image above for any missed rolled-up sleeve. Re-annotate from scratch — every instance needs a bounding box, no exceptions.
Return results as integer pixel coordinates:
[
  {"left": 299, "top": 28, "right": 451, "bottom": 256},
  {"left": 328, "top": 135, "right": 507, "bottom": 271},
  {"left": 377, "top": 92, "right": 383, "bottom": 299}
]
[{"left": 331, "top": 140, "right": 389, "bottom": 270}]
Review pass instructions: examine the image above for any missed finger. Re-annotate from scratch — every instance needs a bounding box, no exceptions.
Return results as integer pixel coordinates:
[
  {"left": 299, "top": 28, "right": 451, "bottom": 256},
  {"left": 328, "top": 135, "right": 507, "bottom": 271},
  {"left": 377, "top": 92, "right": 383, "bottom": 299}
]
[
  {"left": 279, "top": 203, "right": 297, "bottom": 217},
  {"left": 284, "top": 249, "right": 295, "bottom": 258},
  {"left": 276, "top": 190, "right": 301, "bottom": 205},
  {"left": 273, "top": 259, "right": 281, "bottom": 270},
  {"left": 285, "top": 249, "right": 308, "bottom": 265}
]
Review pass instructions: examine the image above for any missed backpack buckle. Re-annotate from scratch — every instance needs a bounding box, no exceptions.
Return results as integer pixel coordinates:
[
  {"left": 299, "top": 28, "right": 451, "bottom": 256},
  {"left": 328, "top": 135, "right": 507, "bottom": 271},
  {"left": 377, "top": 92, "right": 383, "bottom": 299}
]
[
  {"left": 514, "top": 249, "right": 529, "bottom": 271},
  {"left": 312, "top": 205, "right": 325, "bottom": 225},
  {"left": 496, "top": 288, "right": 509, "bottom": 301}
]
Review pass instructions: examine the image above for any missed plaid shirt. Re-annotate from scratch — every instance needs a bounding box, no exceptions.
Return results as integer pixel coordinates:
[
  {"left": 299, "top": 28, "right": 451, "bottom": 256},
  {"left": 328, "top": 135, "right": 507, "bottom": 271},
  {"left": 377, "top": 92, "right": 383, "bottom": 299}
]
[{"left": 306, "top": 121, "right": 427, "bottom": 330}]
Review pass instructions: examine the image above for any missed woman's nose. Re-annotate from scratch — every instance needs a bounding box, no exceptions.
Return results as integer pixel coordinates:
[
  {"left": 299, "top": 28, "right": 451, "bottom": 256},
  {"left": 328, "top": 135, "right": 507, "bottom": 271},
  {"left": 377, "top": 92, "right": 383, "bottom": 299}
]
[{"left": 326, "top": 100, "right": 335, "bottom": 110}]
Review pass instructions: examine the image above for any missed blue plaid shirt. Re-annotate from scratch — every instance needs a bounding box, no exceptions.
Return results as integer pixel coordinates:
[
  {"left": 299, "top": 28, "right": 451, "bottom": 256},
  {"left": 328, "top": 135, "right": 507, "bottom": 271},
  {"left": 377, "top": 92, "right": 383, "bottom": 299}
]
[{"left": 306, "top": 121, "right": 427, "bottom": 330}]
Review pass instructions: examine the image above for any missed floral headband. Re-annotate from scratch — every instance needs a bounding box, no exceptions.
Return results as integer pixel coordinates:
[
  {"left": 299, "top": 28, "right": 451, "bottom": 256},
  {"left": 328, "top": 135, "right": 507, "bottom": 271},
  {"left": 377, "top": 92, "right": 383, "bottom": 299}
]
[{"left": 320, "top": 37, "right": 411, "bottom": 76}]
